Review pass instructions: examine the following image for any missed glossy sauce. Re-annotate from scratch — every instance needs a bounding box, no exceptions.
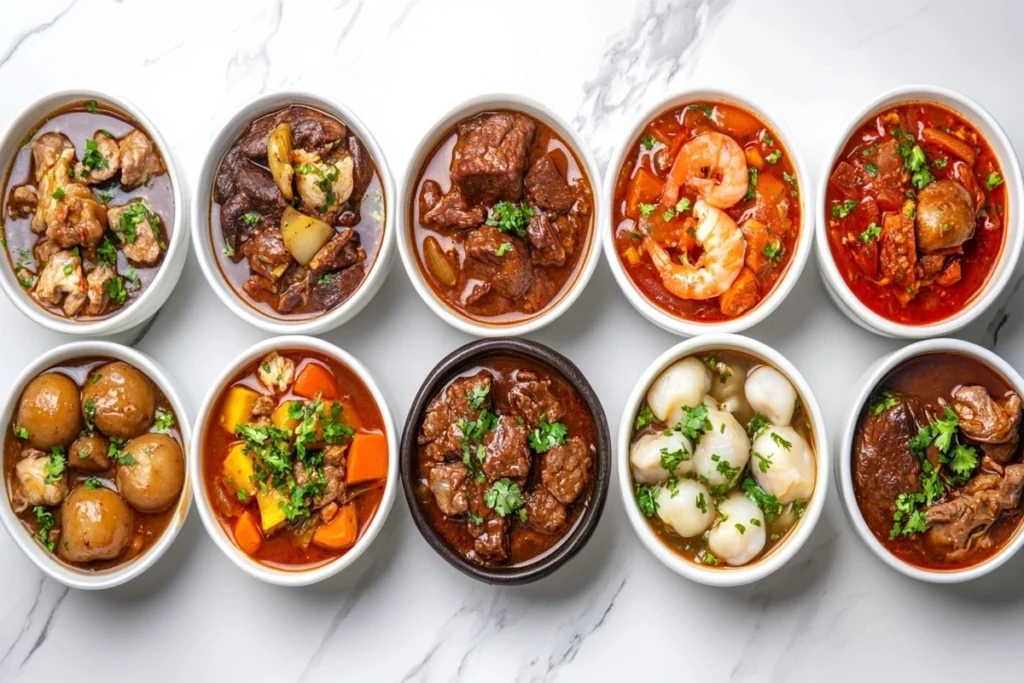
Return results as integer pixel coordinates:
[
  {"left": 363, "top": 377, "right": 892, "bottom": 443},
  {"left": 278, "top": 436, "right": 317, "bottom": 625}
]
[
  {"left": 1, "top": 102, "right": 175, "bottom": 319},
  {"left": 825, "top": 102, "right": 1006, "bottom": 324},
  {"left": 202, "top": 351, "right": 386, "bottom": 570},
  {"left": 613, "top": 102, "right": 801, "bottom": 321}
]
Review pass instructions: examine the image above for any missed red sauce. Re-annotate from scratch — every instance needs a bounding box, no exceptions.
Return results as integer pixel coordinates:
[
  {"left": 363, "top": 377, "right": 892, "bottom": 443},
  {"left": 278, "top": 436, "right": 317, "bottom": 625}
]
[
  {"left": 825, "top": 102, "right": 1006, "bottom": 324},
  {"left": 612, "top": 101, "right": 802, "bottom": 322}
]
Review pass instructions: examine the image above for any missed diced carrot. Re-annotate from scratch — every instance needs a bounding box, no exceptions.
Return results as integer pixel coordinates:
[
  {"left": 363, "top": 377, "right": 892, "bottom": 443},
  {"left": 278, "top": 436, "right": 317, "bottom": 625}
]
[
  {"left": 625, "top": 168, "right": 663, "bottom": 219},
  {"left": 345, "top": 432, "right": 388, "bottom": 484},
  {"left": 336, "top": 399, "right": 362, "bottom": 431},
  {"left": 312, "top": 503, "right": 358, "bottom": 550},
  {"left": 921, "top": 127, "right": 977, "bottom": 166},
  {"left": 294, "top": 363, "right": 339, "bottom": 400},
  {"left": 745, "top": 146, "right": 765, "bottom": 171},
  {"left": 233, "top": 510, "right": 263, "bottom": 556}
]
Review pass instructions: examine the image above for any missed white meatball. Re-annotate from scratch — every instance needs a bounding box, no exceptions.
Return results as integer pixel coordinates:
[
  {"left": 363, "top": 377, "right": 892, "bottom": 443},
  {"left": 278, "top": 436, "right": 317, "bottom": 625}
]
[
  {"left": 646, "top": 357, "right": 712, "bottom": 424},
  {"left": 693, "top": 409, "right": 750, "bottom": 491},
  {"left": 656, "top": 479, "right": 714, "bottom": 538},
  {"left": 744, "top": 366, "right": 797, "bottom": 426},
  {"left": 751, "top": 426, "right": 815, "bottom": 504},
  {"left": 15, "top": 452, "right": 67, "bottom": 507},
  {"left": 707, "top": 493, "right": 766, "bottom": 566},
  {"left": 707, "top": 358, "right": 745, "bottom": 402},
  {"left": 630, "top": 432, "right": 694, "bottom": 484}
]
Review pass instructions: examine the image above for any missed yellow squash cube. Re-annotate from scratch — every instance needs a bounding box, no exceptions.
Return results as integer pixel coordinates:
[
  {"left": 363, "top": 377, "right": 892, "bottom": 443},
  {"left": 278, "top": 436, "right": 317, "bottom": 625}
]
[
  {"left": 272, "top": 400, "right": 302, "bottom": 433},
  {"left": 256, "top": 488, "right": 289, "bottom": 533},
  {"left": 219, "top": 386, "right": 260, "bottom": 435},
  {"left": 222, "top": 444, "right": 257, "bottom": 498}
]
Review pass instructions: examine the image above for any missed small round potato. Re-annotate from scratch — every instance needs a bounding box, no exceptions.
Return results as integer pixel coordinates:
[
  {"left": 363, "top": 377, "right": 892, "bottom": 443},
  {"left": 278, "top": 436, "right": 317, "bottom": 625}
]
[
  {"left": 58, "top": 487, "right": 133, "bottom": 563},
  {"left": 81, "top": 362, "right": 156, "bottom": 439},
  {"left": 16, "top": 372, "right": 82, "bottom": 450},
  {"left": 68, "top": 434, "right": 111, "bottom": 471},
  {"left": 116, "top": 433, "right": 184, "bottom": 513},
  {"left": 915, "top": 180, "right": 975, "bottom": 253}
]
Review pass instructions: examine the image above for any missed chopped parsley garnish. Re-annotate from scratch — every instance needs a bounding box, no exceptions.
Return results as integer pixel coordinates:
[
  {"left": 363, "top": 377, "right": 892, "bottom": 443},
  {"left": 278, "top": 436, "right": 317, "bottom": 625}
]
[
  {"left": 770, "top": 431, "right": 792, "bottom": 451},
  {"left": 486, "top": 201, "right": 533, "bottom": 238},
  {"left": 762, "top": 240, "right": 782, "bottom": 262},
  {"left": 744, "top": 167, "right": 758, "bottom": 202},
  {"left": 83, "top": 399, "right": 97, "bottom": 431},
  {"left": 84, "top": 476, "right": 102, "bottom": 490},
  {"left": 673, "top": 404, "right": 712, "bottom": 441},
  {"left": 242, "top": 211, "right": 262, "bottom": 226},
  {"left": 153, "top": 408, "right": 174, "bottom": 433},
  {"left": 495, "top": 242, "right": 512, "bottom": 257},
  {"left": 115, "top": 201, "right": 151, "bottom": 243},
  {"left": 747, "top": 413, "right": 770, "bottom": 439},
  {"left": 735, "top": 523, "right": 746, "bottom": 534},
  {"left": 106, "top": 276, "right": 127, "bottom": 305},
  {"left": 762, "top": 133, "right": 774, "bottom": 145},
  {"left": 484, "top": 479, "right": 526, "bottom": 521},
  {"left": 221, "top": 237, "right": 235, "bottom": 258},
  {"left": 467, "top": 384, "right": 490, "bottom": 411},
  {"left": 702, "top": 355, "right": 731, "bottom": 383},
  {"left": 675, "top": 198, "right": 691, "bottom": 214},
  {"left": 97, "top": 236, "right": 118, "bottom": 264},
  {"left": 635, "top": 483, "right": 659, "bottom": 517},
  {"left": 85, "top": 100, "right": 99, "bottom": 113},
  {"left": 783, "top": 171, "right": 798, "bottom": 197},
  {"left": 869, "top": 390, "right": 898, "bottom": 415},
  {"left": 933, "top": 157, "right": 948, "bottom": 170},
  {"left": 895, "top": 135, "right": 933, "bottom": 190},
  {"left": 639, "top": 203, "right": 657, "bottom": 217},
  {"left": 865, "top": 162, "right": 878, "bottom": 176},
  {"left": 634, "top": 404, "right": 654, "bottom": 431},
  {"left": 33, "top": 506, "right": 56, "bottom": 553},
  {"left": 949, "top": 443, "right": 979, "bottom": 479},
  {"left": 457, "top": 410, "right": 499, "bottom": 482},
  {"left": 44, "top": 447, "right": 67, "bottom": 483},
  {"left": 124, "top": 266, "right": 140, "bottom": 287},
  {"left": 986, "top": 172, "right": 1004, "bottom": 191},
  {"left": 752, "top": 451, "right": 773, "bottom": 473},
  {"left": 529, "top": 415, "right": 568, "bottom": 453},
  {"left": 51, "top": 187, "right": 65, "bottom": 201},
  {"left": 714, "top": 456, "right": 741, "bottom": 482},
  {"left": 765, "top": 150, "right": 782, "bottom": 164},
  {"left": 695, "top": 492, "right": 707, "bottom": 513},
  {"left": 659, "top": 447, "right": 690, "bottom": 472},
  {"left": 831, "top": 199, "right": 858, "bottom": 219},
  {"left": 742, "top": 477, "right": 782, "bottom": 521},
  {"left": 859, "top": 222, "right": 881, "bottom": 244},
  {"left": 640, "top": 133, "right": 657, "bottom": 150},
  {"left": 317, "top": 273, "right": 335, "bottom": 285},
  {"left": 13, "top": 424, "right": 29, "bottom": 439},
  {"left": 82, "top": 138, "right": 110, "bottom": 172}
]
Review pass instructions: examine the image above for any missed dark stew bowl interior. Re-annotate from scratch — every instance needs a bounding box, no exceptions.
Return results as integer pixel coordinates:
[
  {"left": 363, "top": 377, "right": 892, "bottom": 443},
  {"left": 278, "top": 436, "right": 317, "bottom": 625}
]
[{"left": 400, "top": 338, "right": 610, "bottom": 585}]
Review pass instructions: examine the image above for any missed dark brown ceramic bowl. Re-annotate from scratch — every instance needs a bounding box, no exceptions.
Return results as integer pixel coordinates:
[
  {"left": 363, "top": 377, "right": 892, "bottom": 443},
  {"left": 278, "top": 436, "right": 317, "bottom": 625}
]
[{"left": 400, "top": 338, "right": 610, "bottom": 585}]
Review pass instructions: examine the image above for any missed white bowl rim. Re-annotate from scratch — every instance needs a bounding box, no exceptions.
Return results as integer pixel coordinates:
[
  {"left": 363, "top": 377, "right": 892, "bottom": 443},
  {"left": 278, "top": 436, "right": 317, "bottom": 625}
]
[
  {"left": 396, "top": 92, "right": 604, "bottom": 338},
  {"left": 0, "top": 341, "right": 193, "bottom": 590},
  {"left": 600, "top": 86, "right": 815, "bottom": 338},
  {"left": 188, "top": 335, "right": 398, "bottom": 587},
  {"left": 0, "top": 89, "right": 188, "bottom": 336},
  {"left": 814, "top": 83, "right": 1024, "bottom": 339},
  {"left": 190, "top": 90, "right": 396, "bottom": 336},
  {"left": 836, "top": 337, "right": 1024, "bottom": 583},
  {"left": 617, "top": 333, "right": 829, "bottom": 587}
]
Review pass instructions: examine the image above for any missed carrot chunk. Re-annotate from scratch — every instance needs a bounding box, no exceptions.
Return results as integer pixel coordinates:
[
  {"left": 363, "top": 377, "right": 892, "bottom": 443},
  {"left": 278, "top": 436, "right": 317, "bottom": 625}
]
[
  {"left": 233, "top": 510, "right": 263, "bottom": 556},
  {"left": 625, "top": 168, "right": 663, "bottom": 218},
  {"left": 921, "top": 127, "right": 977, "bottom": 166},
  {"left": 312, "top": 503, "right": 358, "bottom": 550},
  {"left": 345, "top": 433, "right": 388, "bottom": 484},
  {"left": 293, "top": 363, "right": 339, "bottom": 400}
]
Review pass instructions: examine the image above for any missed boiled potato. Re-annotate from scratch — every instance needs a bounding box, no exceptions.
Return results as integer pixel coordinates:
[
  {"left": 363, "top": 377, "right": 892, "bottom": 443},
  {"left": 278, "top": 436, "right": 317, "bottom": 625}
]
[
  {"left": 59, "top": 487, "right": 133, "bottom": 562},
  {"left": 116, "top": 433, "right": 185, "bottom": 513},
  {"left": 267, "top": 123, "right": 294, "bottom": 201},
  {"left": 280, "top": 206, "right": 334, "bottom": 266}
]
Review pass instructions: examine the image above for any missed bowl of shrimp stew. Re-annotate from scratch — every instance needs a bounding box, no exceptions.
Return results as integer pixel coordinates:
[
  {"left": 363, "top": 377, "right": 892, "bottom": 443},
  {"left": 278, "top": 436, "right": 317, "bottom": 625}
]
[
  {"left": 604, "top": 89, "right": 813, "bottom": 337},
  {"left": 619, "top": 334, "right": 828, "bottom": 586},
  {"left": 816, "top": 85, "right": 1023, "bottom": 338},
  {"left": 0, "top": 90, "right": 188, "bottom": 336}
]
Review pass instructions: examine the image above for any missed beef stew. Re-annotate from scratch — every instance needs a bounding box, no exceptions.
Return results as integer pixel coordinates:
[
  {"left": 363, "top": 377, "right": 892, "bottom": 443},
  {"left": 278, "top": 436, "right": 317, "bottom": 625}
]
[
  {"left": 2, "top": 100, "right": 175, "bottom": 320},
  {"left": 853, "top": 353, "right": 1024, "bottom": 569},
  {"left": 410, "top": 110, "right": 594, "bottom": 324},
  {"left": 202, "top": 349, "right": 387, "bottom": 570},
  {"left": 4, "top": 358, "right": 186, "bottom": 570},
  {"left": 210, "top": 105, "right": 385, "bottom": 320}
]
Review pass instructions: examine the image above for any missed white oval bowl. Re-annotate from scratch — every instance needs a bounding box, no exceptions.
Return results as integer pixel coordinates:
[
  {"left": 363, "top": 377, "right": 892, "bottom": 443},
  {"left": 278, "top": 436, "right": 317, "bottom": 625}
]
[
  {"left": 0, "top": 90, "right": 189, "bottom": 336},
  {"left": 0, "top": 341, "right": 192, "bottom": 590},
  {"left": 836, "top": 338, "right": 1024, "bottom": 583},
  {"left": 618, "top": 334, "right": 829, "bottom": 587},
  {"left": 397, "top": 93, "right": 603, "bottom": 337},
  {"left": 191, "top": 92, "right": 395, "bottom": 336},
  {"left": 602, "top": 88, "right": 814, "bottom": 337},
  {"left": 815, "top": 84, "right": 1023, "bottom": 338},
  {"left": 189, "top": 335, "right": 397, "bottom": 586}
]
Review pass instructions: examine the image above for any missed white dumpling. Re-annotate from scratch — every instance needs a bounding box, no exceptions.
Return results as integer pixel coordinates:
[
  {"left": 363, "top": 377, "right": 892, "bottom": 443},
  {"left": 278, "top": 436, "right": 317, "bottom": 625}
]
[
  {"left": 693, "top": 409, "right": 750, "bottom": 491},
  {"left": 751, "top": 426, "right": 815, "bottom": 504},
  {"left": 646, "top": 357, "right": 712, "bottom": 425},
  {"left": 744, "top": 366, "right": 797, "bottom": 426},
  {"left": 707, "top": 493, "right": 766, "bottom": 566},
  {"left": 656, "top": 479, "right": 714, "bottom": 538},
  {"left": 629, "top": 431, "right": 694, "bottom": 484},
  {"left": 707, "top": 358, "right": 745, "bottom": 402}
]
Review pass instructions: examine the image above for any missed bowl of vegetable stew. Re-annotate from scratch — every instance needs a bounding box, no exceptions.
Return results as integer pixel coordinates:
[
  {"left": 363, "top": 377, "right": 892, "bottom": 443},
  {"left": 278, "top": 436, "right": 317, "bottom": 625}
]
[
  {"left": 189, "top": 335, "right": 397, "bottom": 586},
  {"left": 817, "top": 84, "right": 1023, "bottom": 338}
]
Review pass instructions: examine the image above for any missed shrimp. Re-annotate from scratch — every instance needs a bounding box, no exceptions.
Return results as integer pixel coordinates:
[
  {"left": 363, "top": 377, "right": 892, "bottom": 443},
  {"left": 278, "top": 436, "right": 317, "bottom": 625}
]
[
  {"left": 662, "top": 132, "right": 749, "bottom": 209},
  {"left": 644, "top": 200, "right": 746, "bottom": 300}
]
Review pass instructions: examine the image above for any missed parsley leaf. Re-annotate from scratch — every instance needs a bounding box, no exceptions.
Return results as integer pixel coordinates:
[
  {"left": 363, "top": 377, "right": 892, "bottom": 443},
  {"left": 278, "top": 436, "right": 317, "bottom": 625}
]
[
  {"left": 770, "top": 431, "right": 792, "bottom": 451},
  {"left": 635, "top": 483, "right": 659, "bottom": 517},
  {"left": 485, "top": 201, "right": 533, "bottom": 237},
  {"left": 32, "top": 506, "right": 56, "bottom": 552},
  {"left": 742, "top": 477, "right": 782, "bottom": 521},
  {"left": 859, "top": 222, "right": 882, "bottom": 244},
  {"left": 949, "top": 443, "right": 978, "bottom": 479},
  {"left": 869, "top": 390, "right": 898, "bottom": 415},
  {"left": 832, "top": 199, "right": 858, "bottom": 219},
  {"left": 529, "top": 415, "right": 568, "bottom": 453},
  {"left": 44, "top": 447, "right": 66, "bottom": 483},
  {"left": 467, "top": 384, "right": 490, "bottom": 411},
  {"left": 765, "top": 150, "right": 782, "bottom": 164},
  {"left": 495, "top": 242, "right": 512, "bottom": 257},
  {"left": 634, "top": 404, "right": 654, "bottom": 432},
  {"left": 153, "top": 408, "right": 174, "bottom": 433},
  {"left": 747, "top": 413, "right": 770, "bottom": 439},
  {"left": 744, "top": 167, "right": 758, "bottom": 202},
  {"left": 639, "top": 203, "right": 657, "bottom": 217},
  {"left": 659, "top": 447, "right": 690, "bottom": 472},
  {"left": 484, "top": 479, "right": 525, "bottom": 518},
  {"left": 242, "top": 211, "right": 261, "bottom": 226},
  {"left": 701, "top": 355, "right": 731, "bottom": 383},
  {"left": 640, "top": 133, "right": 657, "bottom": 150},
  {"left": 986, "top": 172, "right": 1004, "bottom": 191},
  {"left": 762, "top": 240, "right": 782, "bottom": 262},
  {"left": 752, "top": 451, "right": 773, "bottom": 472},
  {"left": 673, "top": 404, "right": 712, "bottom": 441}
]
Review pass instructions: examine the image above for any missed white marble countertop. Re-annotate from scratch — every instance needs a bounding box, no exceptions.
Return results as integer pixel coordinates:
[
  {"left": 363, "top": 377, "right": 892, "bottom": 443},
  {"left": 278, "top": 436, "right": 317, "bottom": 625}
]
[{"left": 1, "top": 0, "right": 1023, "bottom": 681}]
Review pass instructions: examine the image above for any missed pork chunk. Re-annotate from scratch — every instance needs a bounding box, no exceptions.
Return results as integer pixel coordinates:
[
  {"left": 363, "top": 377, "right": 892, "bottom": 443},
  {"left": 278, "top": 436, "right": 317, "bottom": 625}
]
[{"left": 119, "top": 130, "right": 165, "bottom": 189}]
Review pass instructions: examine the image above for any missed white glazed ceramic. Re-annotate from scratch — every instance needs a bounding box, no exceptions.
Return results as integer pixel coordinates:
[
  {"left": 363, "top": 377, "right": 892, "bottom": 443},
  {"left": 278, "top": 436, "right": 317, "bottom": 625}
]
[
  {"left": 618, "top": 334, "right": 828, "bottom": 587},
  {"left": 0, "top": 342, "right": 192, "bottom": 590},
  {"left": 189, "top": 335, "right": 397, "bottom": 587},
  {"left": 0, "top": 90, "right": 189, "bottom": 336},
  {"left": 815, "top": 84, "right": 1024, "bottom": 339},
  {"left": 836, "top": 338, "right": 1024, "bottom": 583},
  {"left": 602, "top": 88, "right": 814, "bottom": 337},
  {"left": 397, "top": 93, "right": 603, "bottom": 337},
  {"left": 192, "top": 91, "right": 395, "bottom": 336}
]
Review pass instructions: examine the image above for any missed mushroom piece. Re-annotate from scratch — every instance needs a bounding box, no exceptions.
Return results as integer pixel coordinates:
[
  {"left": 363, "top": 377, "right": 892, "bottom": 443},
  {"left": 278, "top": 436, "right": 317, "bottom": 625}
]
[
  {"left": 35, "top": 250, "right": 87, "bottom": 316},
  {"left": 915, "top": 180, "right": 976, "bottom": 253}
]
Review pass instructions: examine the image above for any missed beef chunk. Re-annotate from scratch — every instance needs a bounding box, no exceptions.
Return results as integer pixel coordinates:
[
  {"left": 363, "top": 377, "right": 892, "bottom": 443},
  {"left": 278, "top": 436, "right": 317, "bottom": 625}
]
[
  {"left": 239, "top": 106, "right": 346, "bottom": 159},
  {"left": 422, "top": 186, "right": 486, "bottom": 231},
  {"left": 451, "top": 112, "right": 536, "bottom": 205},
  {"left": 241, "top": 228, "right": 292, "bottom": 281},
  {"left": 7, "top": 185, "right": 38, "bottom": 218},
  {"left": 525, "top": 155, "right": 574, "bottom": 213},
  {"left": 233, "top": 160, "right": 288, "bottom": 215},
  {"left": 119, "top": 130, "right": 165, "bottom": 189},
  {"left": 521, "top": 272, "right": 558, "bottom": 313},
  {"left": 508, "top": 370, "right": 564, "bottom": 428},
  {"left": 540, "top": 437, "right": 592, "bottom": 504},
  {"left": 214, "top": 148, "right": 245, "bottom": 204},
  {"left": 276, "top": 271, "right": 310, "bottom": 313},
  {"left": 926, "top": 464, "right": 1024, "bottom": 558},
  {"left": 481, "top": 415, "right": 531, "bottom": 482},
  {"left": 828, "top": 160, "right": 864, "bottom": 196},
  {"left": 951, "top": 386, "right": 1022, "bottom": 463},
  {"left": 464, "top": 226, "right": 533, "bottom": 300},
  {"left": 526, "top": 212, "right": 566, "bottom": 267},
  {"left": 853, "top": 393, "right": 926, "bottom": 537},
  {"left": 428, "top": 462, "right": 469, "bottom": 516},
  {"left": 879, "top": 212, "right": 917, "bottom": 301},
  {"left": 470, "top": 516, "right": 508, "bottom": 562},
  {"left": 418, "top": 371, "right": 493, "bottom": 452},
  {"left": 219, "top": 159, "right": 287, "bottom": 251},
  {"left": 524, "top": 488, "right": 567, "bottom": 533},
  {"left": 310, "top": 264, "right": 365, "bottom": 311},
  {"left": 308, "top": 229, "right": 364, "bottom": 276},
  {"left": 348, "top": 136, "right": 375, "bottom": 205}
]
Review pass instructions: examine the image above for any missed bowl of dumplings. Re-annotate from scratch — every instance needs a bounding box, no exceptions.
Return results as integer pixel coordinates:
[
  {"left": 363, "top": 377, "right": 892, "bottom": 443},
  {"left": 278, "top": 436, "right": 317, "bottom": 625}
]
[{"left": 618, "top": 334, "right": 829, "bottom": 586}]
